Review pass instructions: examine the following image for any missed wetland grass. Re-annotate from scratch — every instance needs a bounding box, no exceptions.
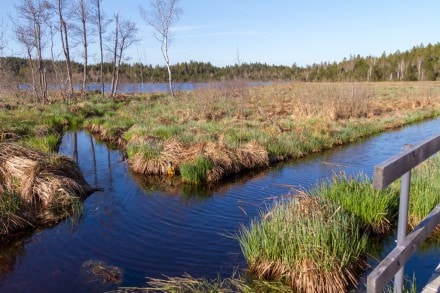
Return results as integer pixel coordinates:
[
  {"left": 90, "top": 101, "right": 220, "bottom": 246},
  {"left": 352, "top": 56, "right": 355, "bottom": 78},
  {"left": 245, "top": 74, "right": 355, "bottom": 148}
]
[
  {"left": 392, "top": 154, "right": 440, "bottom": 232},
  {"left": 179, "top": 156, "right": 212, "bottom": 184},
  {"left": 237, "top": 195, "right": 368, "bottom": 292},
  {"left": 315, "top": 173, "right": 399, "bottom": 235},
  {"left": 85, "top": 81, "right": 440, "bottom": 184}
]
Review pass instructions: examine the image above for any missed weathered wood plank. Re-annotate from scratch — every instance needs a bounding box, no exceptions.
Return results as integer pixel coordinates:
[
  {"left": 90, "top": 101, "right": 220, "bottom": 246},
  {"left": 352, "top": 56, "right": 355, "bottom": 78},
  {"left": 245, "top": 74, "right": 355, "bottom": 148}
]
[
  {"left": 367, "top": 205, "right": 440, "bottom": 293},
  {"left": 373, "top": 134, "right": 440, "bottom": 189}
]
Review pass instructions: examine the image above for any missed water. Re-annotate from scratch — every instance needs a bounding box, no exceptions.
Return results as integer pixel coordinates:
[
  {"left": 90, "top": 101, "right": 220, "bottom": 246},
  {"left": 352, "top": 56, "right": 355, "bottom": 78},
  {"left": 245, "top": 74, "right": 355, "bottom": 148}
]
[
  {"left": 1, "top": 118, "right": 440, "bottom": 292},
  {"left": 18, "top": 81, "right": 275, "bottom": 94}
]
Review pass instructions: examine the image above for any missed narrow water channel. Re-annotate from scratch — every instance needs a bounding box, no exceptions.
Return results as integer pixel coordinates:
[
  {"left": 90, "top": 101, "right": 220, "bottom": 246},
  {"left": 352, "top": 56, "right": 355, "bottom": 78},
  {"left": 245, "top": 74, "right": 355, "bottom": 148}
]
[{"left": 1, "top": 118, "right": 440, "bottom": 292}]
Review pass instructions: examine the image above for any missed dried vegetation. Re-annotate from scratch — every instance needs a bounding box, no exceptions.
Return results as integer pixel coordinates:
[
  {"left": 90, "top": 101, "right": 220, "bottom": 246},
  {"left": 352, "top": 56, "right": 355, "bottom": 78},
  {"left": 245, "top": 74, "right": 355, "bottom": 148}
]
[{"left": 0, "top": 143, "right": 94, "bottom": 236}]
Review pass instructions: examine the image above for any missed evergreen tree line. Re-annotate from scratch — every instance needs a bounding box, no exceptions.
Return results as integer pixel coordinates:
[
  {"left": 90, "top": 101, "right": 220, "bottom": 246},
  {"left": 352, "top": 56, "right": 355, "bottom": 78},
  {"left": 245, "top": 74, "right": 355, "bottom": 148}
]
[{"left": 2, "top": 42, "right": 440, "bottom": 86}]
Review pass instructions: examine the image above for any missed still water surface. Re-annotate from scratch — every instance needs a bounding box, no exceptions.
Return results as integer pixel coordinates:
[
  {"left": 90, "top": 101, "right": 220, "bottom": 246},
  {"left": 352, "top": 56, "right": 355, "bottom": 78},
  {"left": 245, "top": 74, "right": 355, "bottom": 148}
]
[{"left": 1, "top": 118, "right": 440, "bottom": 292}]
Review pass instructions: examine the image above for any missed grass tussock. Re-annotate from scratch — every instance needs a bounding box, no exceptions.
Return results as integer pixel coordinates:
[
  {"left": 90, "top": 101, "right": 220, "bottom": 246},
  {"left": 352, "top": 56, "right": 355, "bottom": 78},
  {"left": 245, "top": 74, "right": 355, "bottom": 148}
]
[
  {"left": 316, "top": 173, "right": 399, "bottom": 235},
  {"left": 237, "top": 194, "right": 368, "bottom": 292},
  {"left": 0, "top": 143, "right": 94, "bottom": 234}
]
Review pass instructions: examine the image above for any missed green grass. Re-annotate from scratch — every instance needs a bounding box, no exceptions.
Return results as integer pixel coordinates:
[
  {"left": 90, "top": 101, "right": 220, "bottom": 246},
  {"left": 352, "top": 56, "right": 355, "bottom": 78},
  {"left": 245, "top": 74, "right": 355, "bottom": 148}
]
[
  {"left": 0, "top": 190, "right": 23, "bottom": 215},
  {"left": 179, "top": 156, "right": 213, "bottom": 184},
  {"left": 391, "top": 154, "right": 440, "bottom": 228},
  {"left": 126, "top": 141, "right": 163, "bottom": 160},
  {"left": 237, "top": 196, "right": 368, "bottom": 291},
  {"left": 315, "top": 173, "right": 399, "bottom": 235}
]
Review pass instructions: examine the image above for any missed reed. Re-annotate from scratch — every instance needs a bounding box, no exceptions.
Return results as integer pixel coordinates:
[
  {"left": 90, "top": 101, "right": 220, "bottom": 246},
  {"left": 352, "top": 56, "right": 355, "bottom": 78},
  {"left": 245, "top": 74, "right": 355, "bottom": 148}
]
[{"left": 237, "top": 194, "right": 368, "bottom": 292}]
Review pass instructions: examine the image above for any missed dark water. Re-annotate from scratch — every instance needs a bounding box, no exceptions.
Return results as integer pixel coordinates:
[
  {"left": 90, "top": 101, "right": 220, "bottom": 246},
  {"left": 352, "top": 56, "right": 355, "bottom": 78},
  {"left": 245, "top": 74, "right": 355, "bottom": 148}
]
[{"left": 1, "top": 118, "right": 440, "bottom": 292}]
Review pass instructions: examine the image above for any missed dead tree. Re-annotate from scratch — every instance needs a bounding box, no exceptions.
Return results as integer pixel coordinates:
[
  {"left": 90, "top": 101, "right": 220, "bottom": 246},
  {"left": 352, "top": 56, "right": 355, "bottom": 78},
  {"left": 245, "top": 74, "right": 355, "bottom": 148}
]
[
  {"left": 92, "top": 0, "right": 107, "bottom": 98},
  {"left": 140, "top": 0, "right": 182, "bottom": 98},
  {"left": 71, "top": 0, "right": 92, "bottom": 97},
  {"left": 54, "top": 0, "right": 74, "bottom": 102},
  {"left": 110, "top": 13, "right": 119, "bottom": 97}
]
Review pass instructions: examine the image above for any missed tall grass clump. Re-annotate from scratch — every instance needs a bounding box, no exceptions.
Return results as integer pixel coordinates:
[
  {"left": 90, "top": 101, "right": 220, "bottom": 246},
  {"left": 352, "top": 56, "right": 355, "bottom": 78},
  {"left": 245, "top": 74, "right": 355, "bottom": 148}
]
[
  {"left": 316, "top": 173, "right": 399, "bottom": 235},
  {"left": 180, "top": 156, "right": 213, "bottom": 184},
  {"left": 237, "top": 195, "right": 368, "bottom": 292},
  {"left": 391, "top": 154, "right": 440, "bottom": 230}
]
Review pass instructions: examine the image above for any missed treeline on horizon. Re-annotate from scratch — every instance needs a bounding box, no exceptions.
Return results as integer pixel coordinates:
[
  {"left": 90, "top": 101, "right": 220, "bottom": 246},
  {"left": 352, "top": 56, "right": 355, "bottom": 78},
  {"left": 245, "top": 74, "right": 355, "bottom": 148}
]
[{"left": 2, "top": 42, "right": 440, "bottom": 84}]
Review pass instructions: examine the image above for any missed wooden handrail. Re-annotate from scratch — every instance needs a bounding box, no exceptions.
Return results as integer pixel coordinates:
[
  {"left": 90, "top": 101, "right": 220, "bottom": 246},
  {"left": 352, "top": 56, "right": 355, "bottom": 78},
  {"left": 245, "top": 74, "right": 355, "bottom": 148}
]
[
  {"left": 367, "top": 133, "right": 440, "bottom": 293},
  {"left": 373, "top": 134, "right": 440, "bottom": 189},
  {"left": 367, "top": 205, "right": 440, "bottom": 292}
]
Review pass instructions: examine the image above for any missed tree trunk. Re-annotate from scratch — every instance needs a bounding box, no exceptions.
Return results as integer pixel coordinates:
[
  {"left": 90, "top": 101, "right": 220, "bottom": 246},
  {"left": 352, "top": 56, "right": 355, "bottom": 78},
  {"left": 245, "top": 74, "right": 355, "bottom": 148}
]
[
  {"left": 80, "top": 0, "right": 88, "bottom": 97},
  {"left": 110, "top": 13, "right": 119, "bottom": 97},
  {"left": 162, "top": 36, "right": 175, "bottom": 97},
  {"left": 97, "top": 0, "right": 105, "bottom": 98},
  {"left": 58, "top": 0, "right": 74, "bottom": 102}
]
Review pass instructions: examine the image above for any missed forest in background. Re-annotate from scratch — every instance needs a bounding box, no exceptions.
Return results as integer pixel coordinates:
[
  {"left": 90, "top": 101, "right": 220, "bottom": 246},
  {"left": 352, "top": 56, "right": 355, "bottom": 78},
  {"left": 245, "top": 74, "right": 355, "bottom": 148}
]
[{"left": 1, "top": 42, "right": 440, "bottom": 86}]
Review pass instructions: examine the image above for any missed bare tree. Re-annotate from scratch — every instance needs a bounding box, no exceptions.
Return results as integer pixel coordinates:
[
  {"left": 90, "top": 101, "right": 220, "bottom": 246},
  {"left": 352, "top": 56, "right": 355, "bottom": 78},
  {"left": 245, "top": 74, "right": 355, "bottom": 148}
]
[
  {"left": 139, "top": 0, "right": 182, "bottom": 98},
  {"left": 110, "top": 14, "right": 139, "bottom": 97},
  {"left": 92, "top": 0, "right": 107, "bottom": 98},
  {"left": 54, "top": 0, "right": 74, "bottom": 101},
  {"left": 71, "top": 0, "right": 92, "bottom": 97},
  {"left": 110, "top": 13, "right": 119, "bottom": 97},
  {"left": 14, "top": 0, "right": 53, "bottom": 104},
  {"left": 15, "top": 24, "right": 38, "bottom": 101}
]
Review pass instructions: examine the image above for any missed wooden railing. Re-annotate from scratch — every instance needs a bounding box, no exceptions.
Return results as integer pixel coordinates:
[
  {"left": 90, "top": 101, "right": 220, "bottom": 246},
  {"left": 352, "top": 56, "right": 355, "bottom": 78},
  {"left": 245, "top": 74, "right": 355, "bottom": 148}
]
[{"left": 367, "top": 134, "right": 440, "bottom": 293}]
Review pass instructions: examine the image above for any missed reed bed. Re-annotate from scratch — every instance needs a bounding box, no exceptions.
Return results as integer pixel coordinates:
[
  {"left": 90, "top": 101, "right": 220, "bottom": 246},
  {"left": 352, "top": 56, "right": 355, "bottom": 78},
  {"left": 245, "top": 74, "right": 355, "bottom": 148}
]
[{"left": 237, "top": 194, "right": 368, "bottom": 292}]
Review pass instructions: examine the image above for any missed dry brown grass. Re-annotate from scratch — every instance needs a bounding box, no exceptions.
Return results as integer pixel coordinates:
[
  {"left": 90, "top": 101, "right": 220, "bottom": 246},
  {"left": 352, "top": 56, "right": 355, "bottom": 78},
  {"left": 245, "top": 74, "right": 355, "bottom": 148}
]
[
  {"left": 0, "top": 143, "right": 93, "bottom": 207},
  {"left": 129, "top": 139, "right": 269, "bottom": 182},
  {"left": 0, "top": 143, "right": 94, "bottom": 234}
]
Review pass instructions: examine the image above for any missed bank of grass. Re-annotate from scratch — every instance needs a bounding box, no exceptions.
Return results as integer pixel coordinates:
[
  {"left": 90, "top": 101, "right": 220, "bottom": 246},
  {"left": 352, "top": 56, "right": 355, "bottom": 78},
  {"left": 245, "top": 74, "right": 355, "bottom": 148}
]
[
  {"left": 1, "top": 83, "right": 440, "bottom": 182},
  {"left": 81, "top": 81, "right": 440, "bottom": 183},
  {"left": 0, "top": 95, "right": 122, "bottom": 152}
]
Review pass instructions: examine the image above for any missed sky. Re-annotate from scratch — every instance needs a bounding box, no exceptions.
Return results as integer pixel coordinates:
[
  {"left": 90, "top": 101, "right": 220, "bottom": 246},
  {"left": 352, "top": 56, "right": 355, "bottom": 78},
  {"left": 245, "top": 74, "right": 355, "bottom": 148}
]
[{"left": 1, "top": 0, "right": 440, "bottom": 67}]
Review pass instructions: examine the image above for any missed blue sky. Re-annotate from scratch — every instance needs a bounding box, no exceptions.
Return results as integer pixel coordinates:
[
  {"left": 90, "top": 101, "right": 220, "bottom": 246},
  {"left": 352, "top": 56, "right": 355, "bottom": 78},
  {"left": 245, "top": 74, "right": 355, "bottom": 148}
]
[{"left": 1, "top": 0, "right": 440, "bottom": 67}]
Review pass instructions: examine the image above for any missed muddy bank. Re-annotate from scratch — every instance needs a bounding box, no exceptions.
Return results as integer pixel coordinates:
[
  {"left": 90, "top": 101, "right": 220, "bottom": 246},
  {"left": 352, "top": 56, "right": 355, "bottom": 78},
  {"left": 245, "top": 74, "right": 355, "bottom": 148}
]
[{"left": 0, "top": 143, "right": 95, "bottom": 236}]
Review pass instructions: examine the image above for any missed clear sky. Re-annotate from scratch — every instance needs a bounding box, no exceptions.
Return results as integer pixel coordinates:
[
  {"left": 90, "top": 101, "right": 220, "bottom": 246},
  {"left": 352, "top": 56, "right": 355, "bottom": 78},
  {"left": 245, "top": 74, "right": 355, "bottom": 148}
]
[{"left": 1, "top": 0, "right": 440, "bottom": 67}]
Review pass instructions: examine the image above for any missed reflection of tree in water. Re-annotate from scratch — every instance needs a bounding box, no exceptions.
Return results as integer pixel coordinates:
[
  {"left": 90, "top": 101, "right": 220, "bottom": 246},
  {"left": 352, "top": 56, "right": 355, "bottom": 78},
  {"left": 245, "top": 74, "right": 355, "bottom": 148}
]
[{"left": 0, "top": 237, "right": 27, "bottom": 282}]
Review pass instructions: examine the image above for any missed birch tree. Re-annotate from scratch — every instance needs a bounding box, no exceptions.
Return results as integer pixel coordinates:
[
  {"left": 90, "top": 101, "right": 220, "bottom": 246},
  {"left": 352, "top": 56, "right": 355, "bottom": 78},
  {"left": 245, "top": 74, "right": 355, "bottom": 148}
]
[
  {"left": 54, "top": 0, "right": 74, "bottom": 101},
  {"left": 71, "top": 0, "right": 92, "bottom": 97},
  {"left": 14, "top": 0, "right": 52, "bottom": 104},
  {"left": 139, "top": 0, "right": 182, "bottom": 98},
  {"left": 110, "top": 14, "right": 139, "bottom": 97},
  {"left": 92, "top": 0, "right": 107, "bottom": 98}
]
